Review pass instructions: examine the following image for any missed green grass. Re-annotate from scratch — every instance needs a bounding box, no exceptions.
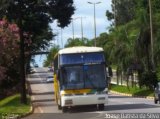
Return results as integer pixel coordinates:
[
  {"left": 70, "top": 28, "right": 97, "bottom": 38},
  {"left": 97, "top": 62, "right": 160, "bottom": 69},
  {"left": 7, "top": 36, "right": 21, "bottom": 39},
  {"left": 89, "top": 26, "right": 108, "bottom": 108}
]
[
  {"left": 111, "top": 65, "right": 117, "bottom": 70},
  {"left": 110, "top": 84, "right": 154, "bottom": 97},
  {"left": 0, "top": 94, "right": 31, "bottom": 115}
]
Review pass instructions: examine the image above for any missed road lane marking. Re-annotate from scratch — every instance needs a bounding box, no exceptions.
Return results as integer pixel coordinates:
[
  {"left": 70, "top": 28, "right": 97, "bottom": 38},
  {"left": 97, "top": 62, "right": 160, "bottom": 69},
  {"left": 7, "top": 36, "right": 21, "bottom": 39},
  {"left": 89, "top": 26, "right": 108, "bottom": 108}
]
[
  {"left": 31, "top": 96, "right": 35, "bottom": 100},
  {"left": 38, "top": 107, "right": 44, "bottom": 113}
]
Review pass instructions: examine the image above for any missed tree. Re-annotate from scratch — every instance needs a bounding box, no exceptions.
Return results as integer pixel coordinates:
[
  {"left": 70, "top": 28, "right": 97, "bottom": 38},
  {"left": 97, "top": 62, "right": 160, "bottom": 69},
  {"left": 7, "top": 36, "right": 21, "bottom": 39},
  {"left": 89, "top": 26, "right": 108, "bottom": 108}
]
[
  {"left": 65, "top": 37, "right": 92, "bottom": 47},
  {"left": 96, "top": 32, "right": 109, "bottom": 47},
  {"left": 43, "top": 45, "right": 59, "bottom": 67},
  {"left": 0, "top": 0, "right": 75, "bottom": 103},
  {"left": 0, "top": 19, "right": 20, "bottom": 94},
  {"left": 106, "top": 0, "right": 136, "bottom": 26},
  {"left": 105, "top": 0, "right": 160, "bottom": 88}
]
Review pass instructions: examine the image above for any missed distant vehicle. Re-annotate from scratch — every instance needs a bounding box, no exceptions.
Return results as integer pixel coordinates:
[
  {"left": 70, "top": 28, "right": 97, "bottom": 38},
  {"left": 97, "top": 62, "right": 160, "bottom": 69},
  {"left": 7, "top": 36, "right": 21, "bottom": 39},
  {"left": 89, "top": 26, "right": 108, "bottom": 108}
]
[
  {"left": 34, "top": 64, "right": 39, "bottom": 67},
  {"left": 30, "top": 68, "right": 36, "bottom": 73},
  {"left": 154, "top": 82, "right": 160, "bottom": 104},
  {"left": 48, "top": 67, "right": 54, "bottom": 72},
  {"left": 46, "top": 76, "right": 54, "bottom": 83}
]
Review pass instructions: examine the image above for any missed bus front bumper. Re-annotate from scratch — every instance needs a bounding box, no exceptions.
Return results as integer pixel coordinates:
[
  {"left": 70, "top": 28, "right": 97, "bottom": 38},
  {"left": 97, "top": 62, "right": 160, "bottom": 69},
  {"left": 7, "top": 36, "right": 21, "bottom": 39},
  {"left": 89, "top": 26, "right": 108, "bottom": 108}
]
[{"left": 61, "top": 94, "right": 108, "bottom": 107}]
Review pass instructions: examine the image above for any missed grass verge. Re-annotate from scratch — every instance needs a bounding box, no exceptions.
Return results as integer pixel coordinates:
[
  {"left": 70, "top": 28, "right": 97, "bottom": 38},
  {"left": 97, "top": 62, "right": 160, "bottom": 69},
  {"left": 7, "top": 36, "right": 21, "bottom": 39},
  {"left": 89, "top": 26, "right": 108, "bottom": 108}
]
[
  {"left": 0, "top": 94, "right": 31, "bottom": 117},
  {"left": 110, "top": 84, "right": 154, "bottom": 97}
]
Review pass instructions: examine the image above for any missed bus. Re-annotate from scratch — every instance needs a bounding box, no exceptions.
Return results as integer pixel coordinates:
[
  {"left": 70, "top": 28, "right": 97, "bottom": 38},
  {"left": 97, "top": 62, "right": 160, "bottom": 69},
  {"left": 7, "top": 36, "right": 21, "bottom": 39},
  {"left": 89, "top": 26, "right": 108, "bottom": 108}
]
[{"left": 53, "top": 46, "right": 109, "bottom": 112}]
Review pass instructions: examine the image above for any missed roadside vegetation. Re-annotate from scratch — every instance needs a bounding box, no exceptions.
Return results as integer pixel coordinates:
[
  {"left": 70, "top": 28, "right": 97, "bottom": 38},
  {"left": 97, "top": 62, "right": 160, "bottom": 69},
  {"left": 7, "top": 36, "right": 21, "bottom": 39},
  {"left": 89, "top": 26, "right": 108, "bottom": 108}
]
[
  {"left": 110, "top": 84, "right": 154, "bottom": 97},
  {"left": 104, "top": 0, "right": 160, "bottom": 90},
  {"left": 0, "top": 94, "right": 31, "bottom": 115},
  {"left": 1, "top": 0, "right": 160, "bottom": 109},
  {"left": 0, "top": 0, "right": 75, "bottom": 104},
  {"left": 45, "top": 0, "right": 160, "bottom": 91}
]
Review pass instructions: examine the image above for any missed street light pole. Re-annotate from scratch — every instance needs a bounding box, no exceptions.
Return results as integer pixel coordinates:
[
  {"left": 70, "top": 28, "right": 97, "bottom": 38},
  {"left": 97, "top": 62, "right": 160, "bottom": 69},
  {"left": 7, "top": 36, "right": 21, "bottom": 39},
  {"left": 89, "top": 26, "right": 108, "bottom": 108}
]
[
  {"left": 81, "top": 17, "right": 83, "bottom": 41},
  {"left": 72, "top": 20, "right": 75, "bottom": 40},
  {"left": 88, "top": 1, "right": 101, "bottom": 46},
  {"left": 93, "top": 3, "right": 96, "bottom": 46},
  {"left": 80, "top": 17, "right": 86, "bottom": 41},
  {"left": 53, "top": 29, "right": 60, "bottom": 46},
  {"left": 114, "top": 0, "right": 116, "bottom": 27},
  {"left": 61, "top": 28, "right": 63, "bottom": 48}
]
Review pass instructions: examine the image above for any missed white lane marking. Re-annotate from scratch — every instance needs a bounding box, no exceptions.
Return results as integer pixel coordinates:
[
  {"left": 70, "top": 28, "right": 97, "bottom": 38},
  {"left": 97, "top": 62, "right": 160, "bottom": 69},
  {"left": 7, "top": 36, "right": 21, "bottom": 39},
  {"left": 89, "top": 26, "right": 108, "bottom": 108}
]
[
  {"left": 31, "top": 96, "right": 35, "bottom": 100},
  {"left": 38, "top": 107, "right": 44, "bottom": 113}
]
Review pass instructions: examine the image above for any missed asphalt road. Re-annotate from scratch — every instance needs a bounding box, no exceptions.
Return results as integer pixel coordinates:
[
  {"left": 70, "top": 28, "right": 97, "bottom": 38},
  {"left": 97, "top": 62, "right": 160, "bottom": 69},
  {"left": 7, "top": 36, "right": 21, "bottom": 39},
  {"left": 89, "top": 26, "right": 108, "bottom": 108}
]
[{"left": 23, "top": 67, "right": 160, "bottom": 119}]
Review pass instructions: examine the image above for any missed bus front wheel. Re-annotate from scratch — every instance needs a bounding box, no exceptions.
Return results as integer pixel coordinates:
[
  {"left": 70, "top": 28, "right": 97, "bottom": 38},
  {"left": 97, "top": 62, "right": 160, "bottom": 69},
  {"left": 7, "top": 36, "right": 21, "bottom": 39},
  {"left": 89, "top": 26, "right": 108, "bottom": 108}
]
[
  {"left": 62, "top": 106, "right": 67, "bottom": 113},
  {"left": 58, "top": 98, "right": 62, "bottom": 110},
  {"left": 58, "top": 104, "right": 62, "bottom": 110}
]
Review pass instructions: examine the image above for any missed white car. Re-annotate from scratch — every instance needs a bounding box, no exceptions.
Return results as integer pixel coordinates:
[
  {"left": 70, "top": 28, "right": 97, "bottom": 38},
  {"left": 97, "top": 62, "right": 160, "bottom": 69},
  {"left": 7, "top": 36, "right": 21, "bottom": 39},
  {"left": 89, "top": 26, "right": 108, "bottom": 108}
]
[
  {"left": 46, "top": 76, "right": 54, "bottom": 83},
  {"left": 154, "top": 82, "right": 160, "bottom": 104},
  {"left": 30, "top": 68, "right": 36, "bottom": 74},
  {"left": 34, "top": 64, "right": 39, "bottom": 67},
  {"left": 48, "top": 67, "right": 54, "bottom": 72}
]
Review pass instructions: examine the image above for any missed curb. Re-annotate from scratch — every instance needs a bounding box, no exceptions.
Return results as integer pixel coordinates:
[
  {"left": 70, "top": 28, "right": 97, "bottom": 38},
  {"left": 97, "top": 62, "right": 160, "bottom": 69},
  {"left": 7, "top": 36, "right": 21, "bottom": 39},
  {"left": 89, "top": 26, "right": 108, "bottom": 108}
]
[
  {"left": 110, "top": 90, "right": 154, "bottom": 100},
  {"left": 19, "top": 104, "right": 34, "bottom": 119},
  {"left": 19, "top": 81, "right": 34, "bottom": 118},
  {"left": 110, "top": 90, "right": 132, "bottom": 96}
]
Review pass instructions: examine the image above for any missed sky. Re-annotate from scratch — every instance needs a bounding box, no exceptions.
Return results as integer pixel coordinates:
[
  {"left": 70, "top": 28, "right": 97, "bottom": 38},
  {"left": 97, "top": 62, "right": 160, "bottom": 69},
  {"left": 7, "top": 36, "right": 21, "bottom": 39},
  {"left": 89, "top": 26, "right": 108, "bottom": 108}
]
[{"left": 34, "top": 0, "right": 112, "bottom": 67}]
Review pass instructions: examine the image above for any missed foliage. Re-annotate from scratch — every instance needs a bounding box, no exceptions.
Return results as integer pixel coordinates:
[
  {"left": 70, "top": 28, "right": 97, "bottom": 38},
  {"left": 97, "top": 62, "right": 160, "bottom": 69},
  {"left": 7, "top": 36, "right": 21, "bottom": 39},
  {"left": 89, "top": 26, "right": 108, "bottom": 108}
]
[
  {"left": 111, "top": 84, "right": 154, "bottom": 97},
  {"left": 96, "top": 32, "right": 109, "bottom": 47},
  {"left": 105, "top": 0, "right": 160, "bottom": 88},
  {"left": 0, "top": 94, "right": 31, "bottom": 114},
  {"left": 0, "top": 0, "right": 75, "bottom": 66},
  {"left": 96, "top": 33, "right": 107, "bottom": 59},
  {"left": 0, "top": 19, "right": 20, "bottom": 83},
  {"left": 139, "top": 71, "right": 157, "bottom": 89},
  {"left": 64, "top": 37, "right": 92, "bottom": 47},
  {"left": 43, "top": 45, "right": 60, "bottom": 67},
  {"left": 106, "top": 0, "right": 137, "bottom": 26},
  {"left": 44, "top": 37, "right": 93, "bottom": 66},
  {"left": 0, "top": 1, "right": 75, "bottom": 102}
]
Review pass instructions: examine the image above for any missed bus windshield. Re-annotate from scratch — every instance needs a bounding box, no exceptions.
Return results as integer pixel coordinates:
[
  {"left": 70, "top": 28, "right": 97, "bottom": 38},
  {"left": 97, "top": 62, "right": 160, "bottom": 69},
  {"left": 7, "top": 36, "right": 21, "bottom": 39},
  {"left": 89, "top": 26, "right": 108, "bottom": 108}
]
[
  {"left": 60, "top": 52, "right": 105, "bottom": 65},
  {"left": 60, "top": 64, "right": 106, "bottom": 90}
]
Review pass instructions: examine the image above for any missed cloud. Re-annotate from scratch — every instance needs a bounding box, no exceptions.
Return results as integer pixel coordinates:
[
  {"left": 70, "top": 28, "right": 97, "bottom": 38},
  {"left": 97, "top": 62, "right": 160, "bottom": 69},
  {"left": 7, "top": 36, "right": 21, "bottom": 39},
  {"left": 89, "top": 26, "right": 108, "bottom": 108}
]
[
  {"left": 50, "top": 0, "right": 112, "bottom": 46},
  {"left": 35, "top": 0, "right": 112, "bottom": 66}
]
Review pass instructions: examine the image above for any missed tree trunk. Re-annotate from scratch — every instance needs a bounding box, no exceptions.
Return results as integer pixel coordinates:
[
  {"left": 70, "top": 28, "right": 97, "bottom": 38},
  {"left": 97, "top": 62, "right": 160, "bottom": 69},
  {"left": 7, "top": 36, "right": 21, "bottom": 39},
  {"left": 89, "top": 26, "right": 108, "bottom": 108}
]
[
  {"left": 131, "top": 73, "right": 134, "bottom": 88},
  {"left": 120, "top": 71, "right": 123, "bottom": 85},
  {"left": 126, "top": 75, "right": 129, "bottom": 89},
  {"left": 116, "top": 67, "right": 119, "bottom": 85},
  {"left": 18, "top": 1, "right": 27, "bottom": 104}
]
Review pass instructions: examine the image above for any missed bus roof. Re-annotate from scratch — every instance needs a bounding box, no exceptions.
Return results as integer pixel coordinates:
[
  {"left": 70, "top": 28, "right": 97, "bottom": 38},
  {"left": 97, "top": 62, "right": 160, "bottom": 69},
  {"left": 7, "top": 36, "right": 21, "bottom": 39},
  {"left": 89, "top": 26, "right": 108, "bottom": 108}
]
[{"left": 58, "top": 46, "right": 103, "bottom": 55}]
